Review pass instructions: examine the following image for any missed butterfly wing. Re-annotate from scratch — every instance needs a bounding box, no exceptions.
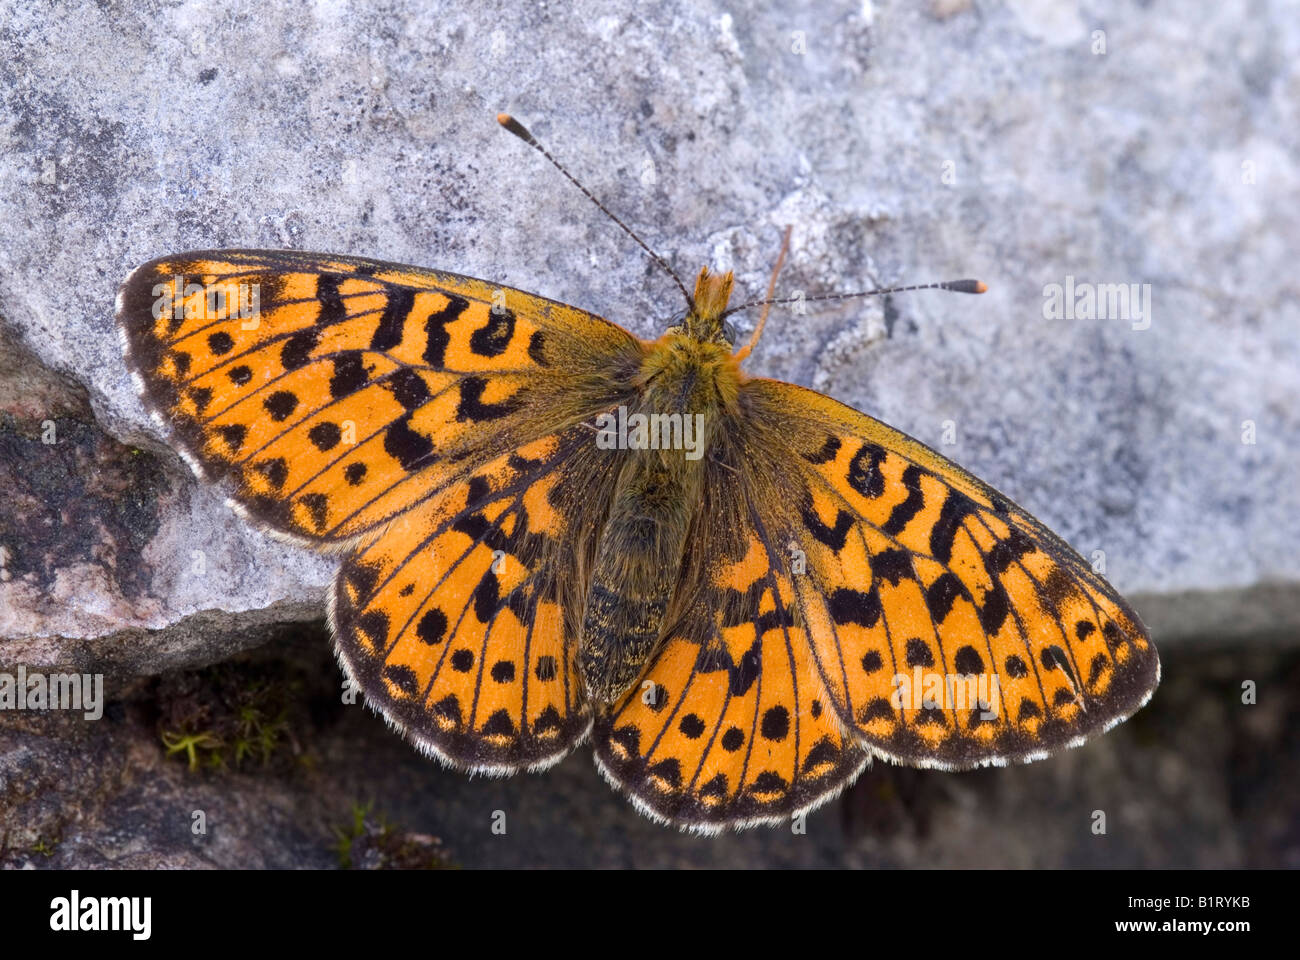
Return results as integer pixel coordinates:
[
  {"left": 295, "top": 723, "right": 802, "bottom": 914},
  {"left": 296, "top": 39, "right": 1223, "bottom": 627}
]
[
  {"left": 118, "top": 250, "right": 644, "bottom": 770},
  {"left": 593, "top": 375, "right": 1159, "bottom": 830},
  {"left": 116, "top": 250, "right": 643, "bottom": 544},
  {"left": 592, "top": 454, "right": 870, "bottom": 832},
  {"left": 740, "top": 378, "right": 1159, "bottom": 770},
  {"left": 332, "top": 423, "right": 623, "bottom": 771}
]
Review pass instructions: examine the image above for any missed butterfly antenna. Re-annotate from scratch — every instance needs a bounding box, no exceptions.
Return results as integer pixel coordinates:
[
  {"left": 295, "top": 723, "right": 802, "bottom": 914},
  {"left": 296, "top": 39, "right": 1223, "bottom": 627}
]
[
  {"left": 498, "top": 113, "right": 694, "bottom": 310},
  {"left": 724, "top": 274, "right": 987, "bottom": 322}
]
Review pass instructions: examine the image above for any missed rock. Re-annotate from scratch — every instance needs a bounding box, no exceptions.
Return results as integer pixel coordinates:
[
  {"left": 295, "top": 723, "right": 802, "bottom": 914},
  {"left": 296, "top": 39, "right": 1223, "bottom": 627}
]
[{"left": 3, "top": 629, "right": 1296, "bottom": 868}]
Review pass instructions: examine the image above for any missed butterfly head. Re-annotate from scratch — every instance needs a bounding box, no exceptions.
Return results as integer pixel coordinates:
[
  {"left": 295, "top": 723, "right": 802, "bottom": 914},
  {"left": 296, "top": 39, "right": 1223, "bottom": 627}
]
[{"left": 682, "top": 266, "right": 735, "bottom": 344}]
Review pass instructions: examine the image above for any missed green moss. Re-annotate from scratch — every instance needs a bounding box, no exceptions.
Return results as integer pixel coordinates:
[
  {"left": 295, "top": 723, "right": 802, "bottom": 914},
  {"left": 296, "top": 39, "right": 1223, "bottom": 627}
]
[
  {"left": 155, "top": 662, "right": 300, "bottom": 775},
  {"left": 160, "top": 729, "right": 225, "bottom": 772}
]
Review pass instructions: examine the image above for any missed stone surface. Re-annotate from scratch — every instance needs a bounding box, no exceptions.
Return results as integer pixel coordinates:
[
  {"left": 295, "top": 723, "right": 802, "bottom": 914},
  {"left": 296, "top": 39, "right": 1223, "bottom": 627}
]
[
  {"left": 2, "top": 628, "right": 1296, "bottom": 869},
  {"left": 0, "top": 0, "right": 1298, "bottom": 867}
]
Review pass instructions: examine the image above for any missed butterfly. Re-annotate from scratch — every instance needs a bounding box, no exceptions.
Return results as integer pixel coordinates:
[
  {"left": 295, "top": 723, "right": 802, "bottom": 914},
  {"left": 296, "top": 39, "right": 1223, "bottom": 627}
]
[{"left": 116, "top": 114, "right": 1159, "bottom": 833}]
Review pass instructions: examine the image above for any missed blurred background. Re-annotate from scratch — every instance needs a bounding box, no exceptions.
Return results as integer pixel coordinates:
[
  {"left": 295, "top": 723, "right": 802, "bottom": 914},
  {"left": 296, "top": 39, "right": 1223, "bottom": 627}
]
[{"left": 1, "top": 0, "right": 1296, "bottom": 867}]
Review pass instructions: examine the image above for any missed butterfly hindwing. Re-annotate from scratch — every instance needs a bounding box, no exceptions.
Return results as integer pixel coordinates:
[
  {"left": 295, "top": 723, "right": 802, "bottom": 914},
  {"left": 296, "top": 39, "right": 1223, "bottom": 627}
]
[
  {"left": 742, "top": 379, "right": 1160, "bottom": 770},
  {"left": 593, "top": 458, "right": 870, "bottom": 831},
  {"left": 332, "top": 424, "right": 623, "bottom": 771},
  {"left": 116, "top": 250, "right": 643, "bottom": 544}
]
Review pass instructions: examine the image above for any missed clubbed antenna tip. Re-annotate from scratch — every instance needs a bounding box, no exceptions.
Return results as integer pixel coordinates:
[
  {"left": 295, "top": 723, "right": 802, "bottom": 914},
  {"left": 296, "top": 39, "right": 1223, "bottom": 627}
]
[{"left": 497, "top": 113, "right": 532, "bottom": 142}]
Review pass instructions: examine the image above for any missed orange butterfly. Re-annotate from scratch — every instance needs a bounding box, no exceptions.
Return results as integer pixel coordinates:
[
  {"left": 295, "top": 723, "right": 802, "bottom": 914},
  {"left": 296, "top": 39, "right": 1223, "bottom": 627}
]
[{"left": 117, "top": 115, "right": 1158, "bottom": 832}]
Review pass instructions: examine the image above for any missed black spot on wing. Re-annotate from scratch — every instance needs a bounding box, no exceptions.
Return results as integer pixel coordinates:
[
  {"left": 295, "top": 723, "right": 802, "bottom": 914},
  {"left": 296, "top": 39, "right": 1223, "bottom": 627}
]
[
  {"left": 978, "top": 581, "right": 1011, "bottom": 634},
  {"left": 931, "top": 490, "right": 978, "bottom": 564},
  {"left": 803, "top": 435, "right": 841, "bottom": 465},
  {"left": 987, "top": 529, "right": 1036, "bottom": 573},
  {"left": 384, "top": 415, "right": 435, "bottom": 470},
  {"left": 433, "top": 695, "right": 462, "bottom": 726},
  {"left": 219, "top": 423, "right": 247, "bottom": 453},
  {"left": 417, "top": 608, "right": 448, "bottom": 645},
  {"left": 299, "top": 492, "right": 328, "bottom": 530},
  {"left": 699, "top": 773, "right": 729, "bottom": 798},
  {"left": 749, "top": 771, "right": 788, "bottom": 795},
  {"left": 533, "top": 704, "right": 562, "bottom": 732},
  {"left": 423, "top": 295, "right": 468, "bottom": 367},
  {"left": 456, "top": 377, "right": 522, "bottom": 421},
  {"left": 386, "top": 368, "right": 432, "bottom": 410},
  {"left": 801, "top": 497, "right": 854, "bottom": 551},
  {"left": 679, "top": 713, "right": 706, "bottom": 739},
  {"left": 1016, "top": 699, "right": 1042, "bottom": 723},
  {"left": 953, "top": 645, "right": 984, "bottom": 675},
  {"left": 356, "top": 610, "right": 389, "bottom": 650},
  {"left": 308, "top": 421, "right": 341, "bottom": 451},
  {"left": 649, "top": 758, "right": 683, "bottom": 790},
  {"left": 882, "top": 464, "right": 925, "bottom": 535},
  {"left": 329, "top": 354, "right": 369, "bottom": 398},
  {"left": 470, "top": 309, "right": 515, "bottom": 357},
  {"left": 535, "top": 656, "right": 557, "bottom": 681},
  {"left": 924, "top": 572, "right": 966, "bottom": 622},
  {"left": 255, "top": 457, "right": 288, "bottom": 490},
  {"left": 847, "top": 443, "right": 887, "bottom": 499},
  {"left": 382, "top": 664, "right": 418, "bottom": 697},
  {"left": 473, "top": 571, "right": 503, "bottom": 622},
  {"left": 263, "top": 390, "right": 298, "bottom": 422},
  {"left": 482, "top": 709, "right": 516, "bottom": 737},
  {"left": 316, "top": 272, "right": 346, "bottom": 326},
  {"left": 187, "top": 386, "right": 212, "bottom": 415},
  {"left": 281, "top": 328, "right": 319, "bottom": 371},
  {"left": 828, "top": 587, "right": 882, "bottom": 627},
  {"left": 761, "top": 706, "right": 790, "bottom": 741},
  {"left": 905, "top": 638, "right": 934, "bottom": 668},
  {"left": 370, "top": 287, "right": 415, "bottom": 351},
  {"left": 873, "top": 549, "right": 914, "bottom": 586},
  {"left": 207, "top": 331, "right": 234, "bottom": 356},
  {"left": 527, "top": 330, "right": 548, "bottom": 366}
]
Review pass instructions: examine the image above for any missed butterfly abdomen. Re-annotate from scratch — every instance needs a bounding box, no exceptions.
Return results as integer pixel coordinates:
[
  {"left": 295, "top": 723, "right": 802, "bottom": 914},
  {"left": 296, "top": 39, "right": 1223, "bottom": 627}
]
[
  {"left": 579, "top": 335, "right": 734, "bottom": 703},
  {"left": 580, "top": 443, "right": 704, "bottom": 703}
]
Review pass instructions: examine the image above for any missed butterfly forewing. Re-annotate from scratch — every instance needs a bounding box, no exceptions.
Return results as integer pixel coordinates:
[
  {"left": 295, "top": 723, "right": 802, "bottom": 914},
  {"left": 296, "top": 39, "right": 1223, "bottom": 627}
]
[
  {"left": 740, "top": 379, "right": 1160, "bottom": 770},
  {"left": 116, "top": 250, "right": 643, "bottom": 545}
]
